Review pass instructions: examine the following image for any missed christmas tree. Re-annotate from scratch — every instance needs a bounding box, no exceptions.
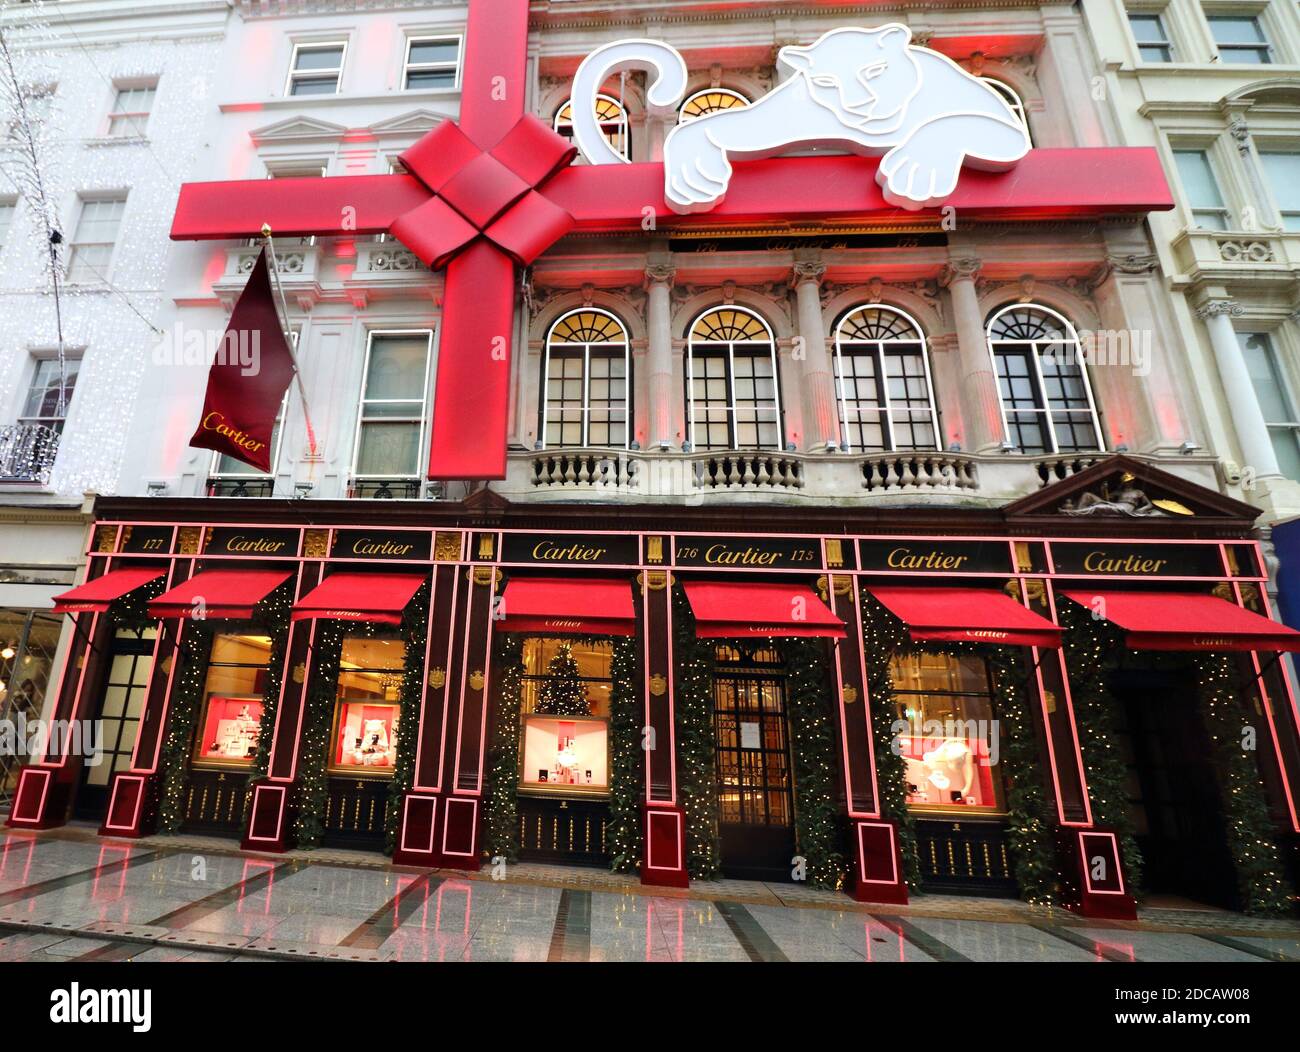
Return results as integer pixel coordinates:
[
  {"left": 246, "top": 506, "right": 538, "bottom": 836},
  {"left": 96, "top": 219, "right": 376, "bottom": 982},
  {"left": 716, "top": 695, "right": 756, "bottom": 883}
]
[{"left": 537, "top": 644, "right": 589, "bottom": 716}]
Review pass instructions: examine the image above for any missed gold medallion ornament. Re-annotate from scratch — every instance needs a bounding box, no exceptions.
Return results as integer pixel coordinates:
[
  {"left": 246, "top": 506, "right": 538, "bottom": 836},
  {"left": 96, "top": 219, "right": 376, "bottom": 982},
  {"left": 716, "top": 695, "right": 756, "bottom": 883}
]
[
  {"left": 649, "top": 673, "right": 667, "bottom": 697},
  {"left": 637, "top": 570, "right": 672, "bottom": 591},
  {"left": 1151, "top": 498, "right": 1194, "bottom": 516},
  {"left": 292, "top": 662, "right": 306, "bottom": 684},
  {"left": 428, "top": 667, "right": 446, "bottom": 689},
  {"left": 94, "top": 526, "right": 117, "bottom": 553},
  {"left": 303, "top": 529, "right": 329, "bottom": 558},
  {"left": 160, "top": 656, "right": 173, "bottom": 675},
  {"left": 178, "top": 526, "right": 204, "bottom": 555},
  {"left": 434, "top": 531, "right": 462, "bottom": 562},
  {"left": 469, "top": 670, "right": 485, "bottom": 692},
  {"left": 477, "top": 534, "right": 495, "bottom": 559},
  {"left": 841, "top": 685, "right": 858, "bottom": 704}
]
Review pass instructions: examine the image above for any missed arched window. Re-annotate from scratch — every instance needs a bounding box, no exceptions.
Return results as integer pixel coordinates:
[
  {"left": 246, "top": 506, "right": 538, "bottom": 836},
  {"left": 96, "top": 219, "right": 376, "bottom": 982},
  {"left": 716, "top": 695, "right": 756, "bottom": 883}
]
[
  {"left": 686, "top": 306, "right": 782, "bottom": 451},
  {"left": 979, "top": 77, "right": 1031, "bottom": 146},
  {"left": 679, "top": 88, "right": 749, "bottom": 122},
  {"left": 541, "top": 308, "right": 631, "bottom": 449},
  {"left": 833, "top": 305, "right": 938, "bottom": 453},
  {"left": 553, "top": 94, "right": 629, "bottom": 160},
  {"left": 986, "top": 304, "right": 1101, "bottom": 455}
]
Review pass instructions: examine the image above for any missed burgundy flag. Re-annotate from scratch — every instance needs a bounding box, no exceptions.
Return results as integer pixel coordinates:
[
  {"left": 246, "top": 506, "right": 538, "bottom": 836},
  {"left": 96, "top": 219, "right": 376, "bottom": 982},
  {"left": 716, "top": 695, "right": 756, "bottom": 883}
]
[{"left": 188, "top": 247, "right": 295, "bottom": 472}]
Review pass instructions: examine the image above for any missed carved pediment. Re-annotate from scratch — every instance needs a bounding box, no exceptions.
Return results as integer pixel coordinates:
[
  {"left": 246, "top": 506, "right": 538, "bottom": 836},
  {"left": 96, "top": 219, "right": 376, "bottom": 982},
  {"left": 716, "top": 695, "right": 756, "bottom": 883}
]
[
  {"left": 368, "top": 109, "right": 446, "bottom": 139},
  {"left": 249, "top": 115, "right": 349, "bottom": 145},
  {"left": 1003, "top": 455, "right": 1258, "bottom": 527}
]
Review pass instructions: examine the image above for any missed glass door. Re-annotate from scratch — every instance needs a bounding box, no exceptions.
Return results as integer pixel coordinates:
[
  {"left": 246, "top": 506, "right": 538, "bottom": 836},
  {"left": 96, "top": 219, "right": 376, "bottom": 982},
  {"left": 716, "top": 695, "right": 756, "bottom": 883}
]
[{"left": 75, "top": 627, "right": 156, "bottom": 818}]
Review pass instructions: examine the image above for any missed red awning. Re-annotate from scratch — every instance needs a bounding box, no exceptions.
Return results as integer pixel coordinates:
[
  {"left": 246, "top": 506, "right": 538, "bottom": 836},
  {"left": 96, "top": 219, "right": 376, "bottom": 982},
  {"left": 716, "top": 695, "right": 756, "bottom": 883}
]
[
  {"left": 683, "top": 581, "right": 846, "bottom": 638},
  {"left": 1060, "top": 590, "right": 1300, "bottom": 652},
  {"left": 148, "top": 569, "right": 292, "bottom": 620},
  {"left": 868, "top": 586, "right": 1063, "bottom": 649},
  {"left": 51, "top": 567, "right": 166, "bottom": 615},
  {"left": 291, "top": 572, "right": 426, "bottom": 625},
  {"left": 499, "top": 577, "right": 635, "bottom": 636}
]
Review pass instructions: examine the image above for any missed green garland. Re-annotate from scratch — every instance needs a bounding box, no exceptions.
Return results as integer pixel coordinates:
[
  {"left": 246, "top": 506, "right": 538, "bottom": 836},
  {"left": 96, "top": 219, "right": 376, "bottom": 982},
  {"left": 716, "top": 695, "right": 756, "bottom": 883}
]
[
  {"left": 293, "top": 621, "right": 344, "bottom": 848},
  {"left": 483, "top": 632, "right": 525, "bottom": 862},
  {"left": 155, "top": 624, "right": 214, "bottom": 833},
  {"left": 1059, "top": 605, "right": 1144, "bottom": 897},
  {"left": 383, "top": 590, "right": 430, "bottom": 855},
  {"left": 987, "top": 646, "right": 1060, "bottom": 905},
  {"left": 859, "top": 594, "right": 923, "bottom": 889},
  {"left": 1195, "top": 653, "right": 1296, "bottom": 915},
  {"left": 671, "top": 586, "right": 722, "bottom": 879},
  {"left": 606, "top": 635, "right": 643, "bottom": 873},
  {"left": 242, "top": 628, "right": 288, "bottom": 815},
  {"left": 781, "top": 637, "right": 846, "bottom": 890}
]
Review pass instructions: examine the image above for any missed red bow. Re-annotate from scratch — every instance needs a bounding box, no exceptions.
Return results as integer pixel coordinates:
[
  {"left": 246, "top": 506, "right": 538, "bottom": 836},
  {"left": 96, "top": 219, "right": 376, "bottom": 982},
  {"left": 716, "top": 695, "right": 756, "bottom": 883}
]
[{"left": 389, "top": 114, "right": 577, "bottom": 269}]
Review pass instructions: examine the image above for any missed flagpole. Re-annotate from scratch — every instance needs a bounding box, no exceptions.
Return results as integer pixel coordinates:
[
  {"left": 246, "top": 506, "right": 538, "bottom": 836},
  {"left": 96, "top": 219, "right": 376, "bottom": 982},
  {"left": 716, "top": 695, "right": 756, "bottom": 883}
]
[{"left": 261, "top": 223, "right": 320, "bottom": 461}]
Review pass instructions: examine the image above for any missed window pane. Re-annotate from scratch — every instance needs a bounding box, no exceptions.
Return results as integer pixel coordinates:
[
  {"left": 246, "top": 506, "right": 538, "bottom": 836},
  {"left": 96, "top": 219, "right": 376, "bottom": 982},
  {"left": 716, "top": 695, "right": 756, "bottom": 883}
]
[
  {"left": 408, "top": 39, "right": 459, "bottom": 65},
  {"left": 356, "top": 421, "right": 420, "bottom": 476},
  {"left": 364, "top": 335, "right": 428, "bottom": 400},
  {"left": 21, "top": 358, "right": 80, "bottom": 420},
  {"left": 1259, "top": 152, "right": 1300, "bottom": 228},
  {"left": 294, "top": 46, "right": 343, "bottom": 71},
  {"left": 406, "top": 69, "right": 457, "bottom": 90},
  {"left": 290, "top": 76, "right": 338, "bottom": 96},
  {"left": 1172, "top": 150, "right": 1225, "bottom": 210},
  {"left": 1240, "top": 332, "right": 1295, "bottom": 423},
  {"left": 1208, "top": 17, "right": 1266, "bottom": 45}
]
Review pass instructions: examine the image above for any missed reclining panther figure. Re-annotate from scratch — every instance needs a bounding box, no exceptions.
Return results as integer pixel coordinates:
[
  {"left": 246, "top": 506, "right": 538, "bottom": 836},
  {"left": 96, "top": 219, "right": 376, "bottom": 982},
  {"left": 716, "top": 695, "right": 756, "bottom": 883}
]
[{"left": 569, "top": 24, "right": 1031, "bottom": 213}]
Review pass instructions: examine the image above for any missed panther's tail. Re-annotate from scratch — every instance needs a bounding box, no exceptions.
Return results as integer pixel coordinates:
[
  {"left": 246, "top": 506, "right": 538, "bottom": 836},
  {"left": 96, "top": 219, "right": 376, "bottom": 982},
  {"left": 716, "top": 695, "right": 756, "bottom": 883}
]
[{"left": 569, "top": 39, "right": 688, "bottom": 165}]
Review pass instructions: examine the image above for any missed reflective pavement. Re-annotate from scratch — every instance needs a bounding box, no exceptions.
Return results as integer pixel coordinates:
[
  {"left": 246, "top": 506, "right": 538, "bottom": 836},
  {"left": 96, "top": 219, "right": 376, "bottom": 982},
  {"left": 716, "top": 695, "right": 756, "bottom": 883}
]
[{"left": 1, "top": 828, "right": 1297, "bottom": 963}]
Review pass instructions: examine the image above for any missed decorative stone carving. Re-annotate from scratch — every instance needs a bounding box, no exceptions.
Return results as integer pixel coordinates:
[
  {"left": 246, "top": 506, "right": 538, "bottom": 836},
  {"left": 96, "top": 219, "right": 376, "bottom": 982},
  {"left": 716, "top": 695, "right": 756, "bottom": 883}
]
[
  {"left": 1195, "top": 300, "right": 1244, "bottom": 319},
  {"left": 1058, "top": 478, "right": 1167, "bottom": 517},
  {"left": 1218, "top": 239, "right": 1275, "bottom": 263},
  {"left": 791, "top": 260, "right": 826, "bottom": 286},
  {"left": 939, "top": 257, "right": 981, "bottom": 285}
]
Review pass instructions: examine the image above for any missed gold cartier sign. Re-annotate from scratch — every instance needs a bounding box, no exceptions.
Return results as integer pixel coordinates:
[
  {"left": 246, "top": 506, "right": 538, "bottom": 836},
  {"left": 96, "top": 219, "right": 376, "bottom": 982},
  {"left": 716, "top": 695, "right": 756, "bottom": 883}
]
[
  {"left": 332, "top": 529, "right": 431, "bottom": 561},
  {"left": 674, "top": 536, "right": 819, "bottom": 569},
  {"left": 1081, "top": 551, "right": 1168, "bottom": 575},
  {"left": 885, "top": 547, "right": 969, "bottom": 571},
  {"left": 205, "top": 528, "right": 296, "bottom": 556},
  {"left": 500, "top": 532, "right": 639, "bottom": 566}
]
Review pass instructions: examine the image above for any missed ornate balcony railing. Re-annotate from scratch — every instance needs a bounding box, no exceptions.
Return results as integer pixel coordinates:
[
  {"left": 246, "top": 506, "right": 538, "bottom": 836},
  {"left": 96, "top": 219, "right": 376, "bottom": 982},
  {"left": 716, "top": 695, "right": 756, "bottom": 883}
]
[
  {"left": 206, "top": 476, "right": 275, "bottom": 498},
  {"left": 501, "top": 447, "right": 1223, "bottom": 505},
  {"left": 348, "top": 477, "right": 443, "bottom": 500},
  {"left": 0, "top": 424, "right": 60, "bottom": 485}
]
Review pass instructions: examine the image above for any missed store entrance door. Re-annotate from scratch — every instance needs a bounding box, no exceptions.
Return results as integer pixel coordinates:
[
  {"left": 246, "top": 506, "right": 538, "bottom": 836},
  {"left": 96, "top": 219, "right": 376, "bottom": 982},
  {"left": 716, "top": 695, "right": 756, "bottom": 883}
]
[
  {"left": 74, "top": 628, "right": 156, "bottom": 820},
  {"left": 713, "top": 646, "right": 796, "bottom": 881},
  {"left": 1112, "top": 669, "right": 1237, "bottom": 909}
]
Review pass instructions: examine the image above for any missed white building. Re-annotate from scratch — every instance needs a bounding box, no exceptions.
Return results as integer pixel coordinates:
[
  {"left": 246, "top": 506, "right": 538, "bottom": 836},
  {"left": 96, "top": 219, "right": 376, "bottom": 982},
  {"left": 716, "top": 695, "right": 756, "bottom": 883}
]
[{"left": 0, "top": 0, "right": 228, "bottom": 802}]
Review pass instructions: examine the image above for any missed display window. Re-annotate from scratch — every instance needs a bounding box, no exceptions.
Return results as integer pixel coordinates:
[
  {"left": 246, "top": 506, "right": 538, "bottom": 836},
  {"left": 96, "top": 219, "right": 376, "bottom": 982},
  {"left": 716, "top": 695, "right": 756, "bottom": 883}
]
[
  {"left": 519, "top": 637, "right": 611, "bottom": 795},
  {"left": 889, "top": 650, "right": 1004, "bottom": 814},
  {"left": 192, "top": 634, "right": 273, "bottom": 769},
  {"left": 328, "top": 636, "right": 406, "bottom": 777}
]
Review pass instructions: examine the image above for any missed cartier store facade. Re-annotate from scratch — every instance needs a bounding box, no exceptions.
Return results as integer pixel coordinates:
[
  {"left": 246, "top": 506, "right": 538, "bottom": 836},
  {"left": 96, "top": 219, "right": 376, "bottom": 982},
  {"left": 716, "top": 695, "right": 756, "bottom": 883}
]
[{"left": 8, "top": 457, "right": 1300, "bottom": 917}]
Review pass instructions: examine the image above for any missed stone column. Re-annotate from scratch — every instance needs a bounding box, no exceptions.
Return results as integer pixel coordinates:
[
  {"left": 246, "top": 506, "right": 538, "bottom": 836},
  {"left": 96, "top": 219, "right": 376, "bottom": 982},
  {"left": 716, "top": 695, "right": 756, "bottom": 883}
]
[
  {"left": 1197, "top": 299, "right": 1281, "bottom": 478},
  {"left": 644, "top": 262, "right": 676, "bottom": 449},
  {"left": 941, "top": 257, "right": 1004, "bottom": 453},
  {"left": 791, "top": 260, "right": 839, "bottom": 449}
]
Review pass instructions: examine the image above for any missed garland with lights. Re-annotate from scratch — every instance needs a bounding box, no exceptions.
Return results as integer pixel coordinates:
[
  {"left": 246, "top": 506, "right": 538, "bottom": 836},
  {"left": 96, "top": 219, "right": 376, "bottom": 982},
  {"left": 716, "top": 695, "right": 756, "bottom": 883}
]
[
  {"left": 291, "top": 621, "right": 344, "bottom": 848},
  {"left": 484, "top": 632, "right": 525, "bottom": 862},
  {"left": 859, "top": 594, "right": 923, "bottom": 888},
  {"left": 671, "top": 586, "right": 722, "bottom": 879},
  {"left": 154, "top": 623, "right": 213, "bottom": 833},
  {"left": 1058, "top": 604, "right": 1144, "bottom": 897},
  {"left": 382, "top": 590, "right": 430, "bottom": 856},
  {"left": 781, "top": 637, "right": 847, "bottom": 890},
  {"left": 606, "top": 634, "right": 643, "bottom": 873},
  {"left": 1194, "top": 653, "right": 1296, "bottom": 915},
  {"left": 859, "top": 593, "right": 1058, "bottom": 902}
]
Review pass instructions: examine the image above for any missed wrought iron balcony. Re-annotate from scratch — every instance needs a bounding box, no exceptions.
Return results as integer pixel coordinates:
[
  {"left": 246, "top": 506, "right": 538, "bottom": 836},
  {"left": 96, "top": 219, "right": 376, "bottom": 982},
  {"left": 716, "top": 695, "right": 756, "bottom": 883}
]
[
  {"left": 0, "top": 424, "right": 60, "bottom": 485},
  {"left": 348, "top": 477, "right": 443, "bottom": 500},
  {"left": 206, "top": 477, "right": 275, "bottom": 498}
]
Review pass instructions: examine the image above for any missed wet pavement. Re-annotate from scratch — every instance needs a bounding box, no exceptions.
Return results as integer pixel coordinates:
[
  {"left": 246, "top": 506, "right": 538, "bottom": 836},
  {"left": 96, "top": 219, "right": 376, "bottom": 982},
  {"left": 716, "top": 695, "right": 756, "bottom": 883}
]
[{"left": 1, "top": 826, "right": 1297, "bottom": 963}]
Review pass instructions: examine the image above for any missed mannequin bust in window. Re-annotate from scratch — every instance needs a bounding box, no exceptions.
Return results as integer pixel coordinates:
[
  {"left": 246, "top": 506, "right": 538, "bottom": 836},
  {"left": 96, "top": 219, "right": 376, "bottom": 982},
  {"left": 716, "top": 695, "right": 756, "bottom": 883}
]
[{"left": 922, "top": 739, "right": 976, "bottom": 804}]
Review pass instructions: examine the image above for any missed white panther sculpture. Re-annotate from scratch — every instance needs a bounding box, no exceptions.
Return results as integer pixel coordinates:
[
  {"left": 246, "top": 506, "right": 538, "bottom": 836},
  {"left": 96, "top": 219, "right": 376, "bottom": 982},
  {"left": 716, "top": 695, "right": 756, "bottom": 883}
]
[{"left": 569, "top": 24, "right": 1031, "bottom": 213}]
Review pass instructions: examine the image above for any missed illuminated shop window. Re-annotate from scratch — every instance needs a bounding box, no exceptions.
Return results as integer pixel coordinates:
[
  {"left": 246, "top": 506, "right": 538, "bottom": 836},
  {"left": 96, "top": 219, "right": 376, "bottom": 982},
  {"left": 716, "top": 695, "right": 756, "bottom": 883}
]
[
  {"left": 833, "top": 305, "right": 938, "bottom": 453},
  {"left": 553, "top": 94, "right": 629, "bottom": 160},
  {"left": 541, "top": 308, "right": 631, "bottom": 449},
  {"left": 519, "top": 637, "right": 611, "bottom": 795},
  {"left": 977, "top": 77, "right": 1031, "bottom": 145},
  {"left": 987, "top": 303, "right": 1101, "bottom": 455},
  {"left": 193, "top": 634, "right": 273, "bottom": 769},
  {"left": 890, "top": 650, "right": 1004, "bottom": 814},
  {"left": 687, "top": 306, "right": 783, "bottom": 451},
  {"left": 329, "top": 636, "right": 406, "bottom": 777},
  {"left": 678, "top": 88, "right": 749, "bottom": 122}
]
